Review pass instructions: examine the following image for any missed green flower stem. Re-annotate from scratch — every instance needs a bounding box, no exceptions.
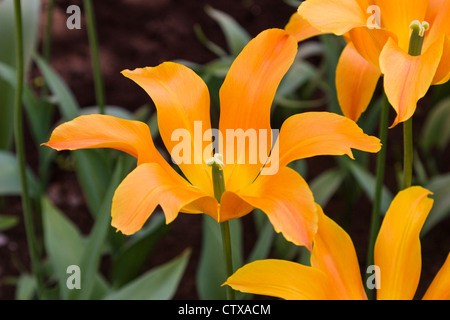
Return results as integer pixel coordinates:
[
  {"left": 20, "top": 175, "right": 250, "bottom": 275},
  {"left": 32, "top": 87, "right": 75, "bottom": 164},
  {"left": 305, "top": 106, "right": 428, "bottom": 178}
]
[
  {"left": 220, "top": 220, "right": 235, "bottom": 300},
  {"left": 209, "top": 157, "right": 235, "bottom": 300},
  {"left": 365, "top": 95, "right": 389, "bottom": 299},
  {"left": 83, "top": 0, "right": 105, "bottom": 114},
  {"left": 41, "top": 0, "right": 55, "bottom": 97},
  {"left": 401, "top": 20, "right": 427, "bottom": 189},
  {"left": 14, "top": 0, "right": 44, "bottom": 297},
  {"left": 403, "top": 118, "right": 413, "bottom": 189}
]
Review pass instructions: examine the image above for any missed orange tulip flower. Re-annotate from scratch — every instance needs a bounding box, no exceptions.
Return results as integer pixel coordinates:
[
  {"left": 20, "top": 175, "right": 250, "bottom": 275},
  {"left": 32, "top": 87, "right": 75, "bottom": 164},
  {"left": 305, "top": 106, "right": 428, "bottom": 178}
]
[
  {"left": 225, "top": 186, "right": 450, "bottom": 300},
  {"left": 286, "top": 0, "right": 450, "bottom": 127},
  {"left": 42, "top": 28, "right": 380, "bottom": 249}
]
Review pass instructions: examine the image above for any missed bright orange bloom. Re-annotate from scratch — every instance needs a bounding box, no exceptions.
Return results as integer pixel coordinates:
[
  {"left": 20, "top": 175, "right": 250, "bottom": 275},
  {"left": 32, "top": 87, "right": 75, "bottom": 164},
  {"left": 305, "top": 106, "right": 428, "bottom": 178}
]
[
  {"left": 225, "top": 186, "right": 450, "bottom": 300},
  {"left": 286, "top": 0, "right": 450, "bottom": 127},
  {"left": 42, "top": 29, "right": 380, "bottom": 249}
]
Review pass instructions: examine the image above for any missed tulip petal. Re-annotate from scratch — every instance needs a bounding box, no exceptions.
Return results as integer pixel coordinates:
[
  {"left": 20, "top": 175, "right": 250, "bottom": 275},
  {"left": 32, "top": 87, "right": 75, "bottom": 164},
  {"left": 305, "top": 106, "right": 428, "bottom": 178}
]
[
  {"left": 380, "top": 37, "right": 444, "bottom": 127},
  {"left": 276, "top": 112, "right": 381, "bottom": 168},
  {"left": 236, "top": 166, "right": 318, "bottom": 249},
  {"left": 284, "top": 12, "right": 325, "bottom": 42},
  {"left": 297, "top": 0, "right": 367, "bottom": 35},
  {"left": 112, "top": 163, "right": 218, "bottom": 235},
  {"left": 423, "top": 252, "right": 450, "bottom": 300},
  {"left": 336, "top": 42, "right": 381, "bottom": 121},
  {"left": 348, "top": 27, "right": 393, "bottom": 69},
  {"left": 122, "top": 62, "right": 213, "bottom": 195},
  {"left": 433, "top": 35, "right": 450, "bottom": 85},
  {"left": 42, "top": 114, "right": 166, "bottom": 166},
  {"left": 311, "top": 205, "right": 367, "bottom": 300},
  {"left": 374, "top": 186, "right": 434, "bottom": 300},
  {"left": 218, "top": 28, "right": 297, "bottom": 191},
  {"left": 224, "top": 259, "right": 332, "bottom": 300},
  {"left": 373, "top": 0, "right": 427, "bottom": 52}
]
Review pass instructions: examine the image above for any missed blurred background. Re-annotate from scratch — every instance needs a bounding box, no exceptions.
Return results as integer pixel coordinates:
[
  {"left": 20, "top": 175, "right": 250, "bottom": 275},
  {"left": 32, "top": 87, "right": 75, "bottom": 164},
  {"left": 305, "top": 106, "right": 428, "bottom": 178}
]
[{"left": 0, "top": 0, "right": 449, "bottom": 300}]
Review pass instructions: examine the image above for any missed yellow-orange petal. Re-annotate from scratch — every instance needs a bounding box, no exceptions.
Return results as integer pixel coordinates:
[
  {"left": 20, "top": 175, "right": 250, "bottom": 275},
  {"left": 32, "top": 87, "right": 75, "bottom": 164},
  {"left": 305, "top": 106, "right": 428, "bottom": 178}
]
[
  {"left": 373, "top": 0, "right": 427, "bottom": 52},
  {"left": 336, "top": 42, "right": 381, "bottom": 121},
  {"left": 42, "top": 114, "right": 165, "bottom": 166},
  {"left": 218, "top": 28, "right": 297, "bottom": 192},
  {"left": 374, "top": 186, "right": 434, "bottom": 300},
  {"left": 423, "top": 252, "right": 450, "bottom": 300},
  {"left": 284, "top": 12, "right": 325, "bottom": 42},
  {"left": 297, "top": 0, "right": 367, "bottom": 36},
  {"left": 122, "top": 62, "right": 213, "bottom": 195},
  {"left": 311, "top": 204, "right": 367, "bottom": 300},
  {"left": 276, "top": 112, "right": 381, "bottom": 168},
  {"left": 348, "top": 27, "right": 394, "bottom": 69},
  {"left": 380, "top": 37, "right": 444, "bottom": 128},
  {"left": 224, "top": 259, "right": 332, "bottom": 300},
  {"left": 218, "top": 191, "right": 254, "bottom": 222},
  {"left": 111, "top": 163, "right": 218, "bottom": 235},
  {"left": 432, "top": 35, "right": 450, "bottom": 85},
  {"left": 423, "top": 0, "right": 450, "bottom": 52},
  {"left": 236, "top": 166, "right": 317, "bottom": 249}
]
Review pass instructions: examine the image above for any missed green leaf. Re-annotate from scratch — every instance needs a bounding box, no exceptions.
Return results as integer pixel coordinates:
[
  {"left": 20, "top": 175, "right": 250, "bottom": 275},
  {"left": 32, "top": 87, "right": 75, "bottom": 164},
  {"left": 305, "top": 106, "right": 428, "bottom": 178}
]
[
  {"left": 69, "top": 158, "right": 127, "bottom": 300},
  {"left": 344, "top": 159, "right": 393, "bottom": 214},
  {"left": 15, "top": 273, "right": 36, "bottom": 300},
  {"left": 247, "top": 211, "right": 275, "bottom": 263},
  {"left": 420, "top": 97, "right": 450, "bottom": 154},
  {"left": 205, "top": 6, "right": 251, "bottom": 56},
  {"left": 196, "top": 215, "right": 244, "bottom": 300},
  {"left": 110, "top": 213, "right": 169, "bottom": 288},
  {"left": 0, "top": 214, "right": 19, "bottom": 231},
  {"left": 33, "top": 54, "right": 80, "bottom": 120},
  {"left": 422, "top": 173, "right": 450, "bottom": 236},
  {"left": 0, "top": 151, "right": 38, "bottom": 197},
  {"left": 80, "top": 105, "right": 136, "bottom": 120},
  {"left": 104, "top": 249, "right": 191, "bottom": 300},
  {"left": 310, "top": 168, "right": 346, "bottom": 207},
  {"left": 42, "top": 197, "right": 85, "bottom": 299},
  {"left": 0, "top": 0, "right": 41, "bottom": 149}
]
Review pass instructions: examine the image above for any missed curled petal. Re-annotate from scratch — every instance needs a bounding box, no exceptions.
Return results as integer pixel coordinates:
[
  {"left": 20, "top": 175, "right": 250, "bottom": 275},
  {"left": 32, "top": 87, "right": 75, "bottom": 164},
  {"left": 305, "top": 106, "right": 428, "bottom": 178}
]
[
  {"left": 112, "top": 163, "right": 217, "bottom": 235},
  {"left": 224, "top": 259, "right": 332, "bottom": 300},
  {"left": 375, "top": 186, "right": 434, "bottom": 300},
  {"left": 380, "top": 37, "right": 444, "bottom": 127},
  {"left": 336, "top": 42, "right": 381, "bottom": 121},
  {"left": 122, "top": 62, "right": 213, "bottom": 195},
  {"left": 284, "top": 12, "right": 325, "bottom": 42},
  {"left": 276, "top": 112, "right": 381, "bottom": 168},
  {"left": 311, "top": 205, "right": 367, "bottom": 300},
  {"left": 42, "top": 114, "right": 164, "bottom": 166}
]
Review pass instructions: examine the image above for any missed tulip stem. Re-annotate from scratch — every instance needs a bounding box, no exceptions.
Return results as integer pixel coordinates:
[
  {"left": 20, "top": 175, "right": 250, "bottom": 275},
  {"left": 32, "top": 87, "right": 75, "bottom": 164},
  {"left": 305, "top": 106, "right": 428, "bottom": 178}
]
[
  {"left": 221, "top": 220, "right": 235, "bottom": 300},
  {"left": 365, "top": 95, "right": 389, "bottom": 299},
  {"left": 14, "top": 0, "right": 44, "bottom": 298},
  {"left": 83, "top": 0, "right": 105, "bottom": 114},
  {"left": 403, "top": 118, "right": 413, "bottom": 189},
  {"left": 208, "top": 154, "right": 235, "bottom": 300}
]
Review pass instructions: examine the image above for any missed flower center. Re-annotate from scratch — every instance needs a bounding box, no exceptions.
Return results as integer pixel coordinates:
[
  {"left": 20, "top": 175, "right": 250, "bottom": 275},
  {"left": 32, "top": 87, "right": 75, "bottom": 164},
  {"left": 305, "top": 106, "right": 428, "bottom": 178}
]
[{"left": 408, "top": 20, "right": 429, "bottom": 56}]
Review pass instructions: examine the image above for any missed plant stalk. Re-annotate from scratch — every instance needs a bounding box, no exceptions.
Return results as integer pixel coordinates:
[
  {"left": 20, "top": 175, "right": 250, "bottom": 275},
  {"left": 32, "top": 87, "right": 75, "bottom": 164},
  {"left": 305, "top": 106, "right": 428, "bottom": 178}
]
[
  {"left": 365, "top": 95, "right": 389, "bottom": 299},
  {"left": 13, "top": 0, "right": 44, "bottom": 298},
  {"left": 83, "top": 0, "right": 105, "bottom": 114}
]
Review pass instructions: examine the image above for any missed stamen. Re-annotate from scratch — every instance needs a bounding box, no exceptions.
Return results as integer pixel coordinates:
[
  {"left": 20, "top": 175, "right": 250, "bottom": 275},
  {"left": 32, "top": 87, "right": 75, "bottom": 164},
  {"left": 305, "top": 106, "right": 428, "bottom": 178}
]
[
  {"left": 408, "top": 20, "right": 429, "bottom": 56},
  {"left": 206, "top": 153, "right": 225, "bottom": 170}
]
